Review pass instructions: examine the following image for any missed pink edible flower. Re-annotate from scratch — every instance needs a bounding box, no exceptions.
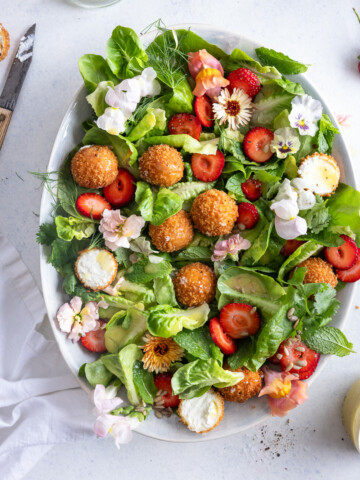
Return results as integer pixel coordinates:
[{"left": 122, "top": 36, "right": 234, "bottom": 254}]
[
  {"left": 259, "top": 366, "right": 308, "bottom": 417},
  {"left": 92, "top": 384, "right": 139, "bottom": 448},
  {"left": 211, "top": 234, "right": 251, "bottom": 262},
  {"left": 193, "top": 68, "right": 229, "bottom": 100},
  {"left": 99, "top": 209, "right": 145, "bottom": 251},
  {"left": 336, "top": 113, "right": 351, "bottom": 128},
  {"left": 56, "top": 296, "right": 99, "bottom": 342},
  {"left": 188, "top": 49, "right": 225, "bottom": 79}
]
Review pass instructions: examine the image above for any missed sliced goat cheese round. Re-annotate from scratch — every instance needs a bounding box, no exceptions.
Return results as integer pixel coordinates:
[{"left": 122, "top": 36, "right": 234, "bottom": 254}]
[
  {"left": 178, "top": 389, "right": 224, "bottom": 434},
  {"left": 298, "top": 153, "right": 340, "bottom": 196},
  {"left": 75, "top": 248, "right": 118, "bottom": 291}
]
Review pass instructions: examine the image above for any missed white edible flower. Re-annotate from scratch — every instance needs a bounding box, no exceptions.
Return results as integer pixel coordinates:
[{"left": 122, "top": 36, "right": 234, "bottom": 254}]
[
  {"left": 291, "top": 177, "right": 316, "bottom": 211},
  {"left": 106, "top": 82, "right": 140, "bottom": 117},
  {"left": 212, "top": 88, "right": 253, "bottom": 130},
  {"left": 137, "top": 67, "right": 161, "bottom": 97},
  {"left": 99, "top": 209, "right": 145, "bottom": 251},
  {"left": 270, "top": 127, "right": 300, "bottom": 159},
  {"left": 96, "top": 107, "right": 127, "bottom": 135},
  {"left": 289, "top": 94, "right": 323, "bottom": 136},
  {"left": 271, "top": 198, "right": 299, "bottom": 221},
  {"left": 275, "top": 215, "right": 307, "bottom": 240}
]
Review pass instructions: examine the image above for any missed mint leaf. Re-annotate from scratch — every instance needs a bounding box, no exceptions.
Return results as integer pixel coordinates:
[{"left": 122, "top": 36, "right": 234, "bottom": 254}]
[
  {"left": 303, "top": 327, "right": 355, "bottom": 357},
  {"left": 315, "top": 114, "right": 339, "bottom": 154},
  {"left": 175, "top": 246, "right": 212, "bottom": 262},
  {"left": 255, "top": 47, "right": 308, "bottom": 75},
  {"left": 37, "top": 222, "right": 57, "bottom": 246}
]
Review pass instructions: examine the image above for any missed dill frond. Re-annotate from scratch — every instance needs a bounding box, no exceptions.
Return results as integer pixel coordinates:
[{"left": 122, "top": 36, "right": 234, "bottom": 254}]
[{"left": 30, "top": 170, "right": 58, "bottom": 198}]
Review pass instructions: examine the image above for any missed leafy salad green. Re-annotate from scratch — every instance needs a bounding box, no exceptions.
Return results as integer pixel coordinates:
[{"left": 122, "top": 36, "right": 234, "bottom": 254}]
[{"left": 37, "top": 21, "right": 359, "bottom": 435}]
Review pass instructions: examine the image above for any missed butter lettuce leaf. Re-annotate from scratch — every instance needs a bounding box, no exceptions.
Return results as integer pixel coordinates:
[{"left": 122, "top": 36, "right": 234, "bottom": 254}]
[
  {"left": 78, "top": 54, "right": 118, "bottom": 94},
  {"left": 145, "top": 134, "right": 219, "bottom": 155},
  {"left": 54, "top": 216, "right": 95, "bottom": 241},
  {"left": 255, "top": 47, "right": 308, "bottom": 75}
]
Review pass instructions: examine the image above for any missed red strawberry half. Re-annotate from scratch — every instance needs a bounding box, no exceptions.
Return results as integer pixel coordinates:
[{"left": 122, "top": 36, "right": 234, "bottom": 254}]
[
  {"left": 237, "top": 202, "right": 259, "bottom": 229},
  {"left": 241, "top": 177, "right": 262, "bottom": 201},
  {"left": 194, "top": 95, "right": 214, "bottom": 128},
  {"left": 76, "top": 193, "right": 111, "bottom": 220},
  {"left": 280, "top": 239, "right": 305, "bottom": 257},
  {"left": 220, "top": 303, "right": 260, "bottom": 339},
  {"left": 209, "top": 317, "right": 237, "bottom": 355},
  {"left": 324, "top": 235, "right": 358, "bottom": 270},
  {"left": 336, "top": 249, "right": 360, "bottom": 282},
  {"left": 227, "top": 68, "right": 261, "bottom": 98},
  {"left": 154, "top": 373, "right": 180, "bottom": 408},
  {"left": 80, "top": 320, "right": 107, "bottom": 353},
  {"left": 168, "top": 113, "right": 202, "bottom": 140},
  {"left": 103, "top": 168, "right": 136, "bottom": 208},
  {"left": 243, "top": 127, "right": 274, "bottom": 163},
  {"left": 191, "top": 149, "right": 225, "bottom": 182},
  {"left": 278, "top": 339, "right": 320, "bottom": 380}
]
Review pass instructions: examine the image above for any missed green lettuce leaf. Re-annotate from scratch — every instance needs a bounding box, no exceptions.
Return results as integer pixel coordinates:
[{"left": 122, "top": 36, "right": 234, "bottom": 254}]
[
  {"left": 83, "top": 358, "right": 113, "bottom": 387},
  {"left": 147, "top": 303, "right": 210, "bottom": 338},
  {"left": 145, "top": 134, "right": 219, "bottom": 155},
  {"left": 125, "top": 256, "right": 172, "bottom": 284},
  {"left": 171, "top": 359, "right": 243, "bottom": 399},
  {"left": 86, "top": 80, "right": 114, "bottom": 117},
  {"left": 154, "top": 276, "right": 178, "bottom": 306},
  {"left": 327, "top": 183, "right": 360, "bottom": 245},
  {"left": 169, "top": 181, "right": 216, "bottom": 201},
  {"left": 255, "top": 47, "right": 308, "bottom": 75},
  {"left": 133, "top": 360, "right": 156, "bottom": 404},
  {"left": 135, "top": 182, "right": 154, "bottom": 221},
  {"left": 106, "top": 26, "right": 148, "bottom": 79},
  {"left": 127, "top": 108, "right": 166, "bottom": 141},
  {"left": 251, "top": 92, "right": 294, "bottom": 129},
  {"left": 78, "top": 54, "right": 118, "bottom": 93},
  {"left": 152, "top": 188, "right": 182, "bottom": 225},
  {"left": 173, "top": 326, "right": 223, "bottom": 365},
  {"left": 278, "top": 240, "right": 323, "bottom": 281},
  {"left": 54, "top": 216, "right": 95, "bottom": 241},
  {"left": 221, "top": 48, "right": 282, "bottom": 79}
]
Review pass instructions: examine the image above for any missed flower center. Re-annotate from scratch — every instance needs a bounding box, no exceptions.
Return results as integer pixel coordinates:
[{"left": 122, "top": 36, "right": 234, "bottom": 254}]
[
  {"left": 269, "top": 378, "right": 292, "bottom": 399},
  {"left": 225, "top": 100, "right": 241, "bottom": 117},
  {"left": 154, "top": 343, "right": 169, "bottom": 356},
  {"left": 74, "top": 313, "right": 82, "bottom": 323}
]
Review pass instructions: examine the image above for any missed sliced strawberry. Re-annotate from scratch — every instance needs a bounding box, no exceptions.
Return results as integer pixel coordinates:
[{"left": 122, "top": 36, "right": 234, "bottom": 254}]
[
  {"left": 191, "top": 149, "right": 225, "bottom": 182},
  {"left": 103, "top": 168, "right": 136, "bottom": 208},
  {"left": 220, "top": 303, "right": 260, "bottom": 339},
  {"left": 80, "top": 321, "right": 107, "bottom": 353},
  {"left": 237, "top": 202, "right": 259, "bottom": 229},
  {"left": 280, "top": 239, "right": 305, "bottom": 257},
  {"left": 278, "top": 339, "right": 320, "bottom": 380},
  {"left": 336, "top": 249, "right": 360, "bottom": 282},
  {"left": 324, "top": 235, "right": 358, "bottom": 270},
  {"left": 243, "top": 127, "right": 274, "bottom": 163},
  {"left": 209, "top": 317, "right": 237, "bottom": 355},
  {"left": 194, "top": 95, "right": 214, "bottom": 128},
  {"left": 241, "top": 177, "right": 262, "bottom": 201},
  {"left": 227, "top": 68, "right": 261, "bottom": 98},
  {"left": 168, "top": 113, "right": 202, "bottom": 140},
  {"left": 76, "top": 193, "right": 111, "bottom": 220},
  {"left": 154, "top": 373, "right": 180, "bottom": 408},
  {"left": 267, "top": 353, "right": 281, "bottom": 365}
]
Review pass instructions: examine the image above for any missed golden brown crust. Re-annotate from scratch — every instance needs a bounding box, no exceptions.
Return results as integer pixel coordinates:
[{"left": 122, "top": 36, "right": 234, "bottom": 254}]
[
  {"left": 297, "top": 257, "right": 337, "bottom": 289},
  {"left": 178, "top": 390, "right": 224, "bottom": 434},
  {"left": 173, "top": 262, "right": 216, "bottom": 307},
  {"left": 149, "top": 210, "right": 194, "bottom": 252},
  {"left": 0, "top": 24, "right": 10, "bottom": 62},
  {"left": 139, "top": 144, "right": 184, "bottom": 187},
  {"left": 71, "top": 145, "right": 118, "bottom": 189},
  {"left": 75, "top": 248, "right": 118, "bottom": 292},
  {"left": 218, "top": 366, "right": 263, "bottom": 403},
  {"left": 191, "top": 189, "right": 238, "bottom": 236},
  {"left": 298, "top": 153, "right": 340, "bottom": 197}
]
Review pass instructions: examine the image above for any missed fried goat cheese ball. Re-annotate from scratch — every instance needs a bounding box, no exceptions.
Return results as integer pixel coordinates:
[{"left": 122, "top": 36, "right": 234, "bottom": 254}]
[
  {"left": 297, "top": 257, "right": 338, "bottom": 289},
  {"left": 178, "top": 389, "right": 224, "bottom": 434},
  {"left": 218, "top": 366, "right": 263, "bottom": 403},
  {"left": 71, "top": 145, "right": 118, "bottom": 189},
  {"left": 173, "top": 262, "right": 216, "bottom": 307},
  {"left": 75, "top": 248, "right": 118, "bottom": 291},
  {"left": 191, "top": 189, "right": 238, "bottom": 236},
  {"left": 148, "top": 210, "right": 194, "bottom": 252},
  {"left": 139, "top": 144, "right": 184, "bottom": 187}
]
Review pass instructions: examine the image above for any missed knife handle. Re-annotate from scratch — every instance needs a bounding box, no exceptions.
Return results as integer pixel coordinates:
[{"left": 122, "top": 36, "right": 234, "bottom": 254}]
[{"left": 0, "top": 107, "right": 12, "bottom": 150}]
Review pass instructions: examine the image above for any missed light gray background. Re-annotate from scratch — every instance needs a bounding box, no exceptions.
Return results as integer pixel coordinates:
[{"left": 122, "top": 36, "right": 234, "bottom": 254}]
[{"left": 1, "top": 0, "right": 360, "bottom": 478}]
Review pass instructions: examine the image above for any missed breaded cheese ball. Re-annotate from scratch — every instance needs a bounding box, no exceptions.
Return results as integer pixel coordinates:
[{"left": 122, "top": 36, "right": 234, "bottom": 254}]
[
  {"left": 173, "top": 262, "right": 216, "bottom": 307},
  {"left": 75, "top": 248, "right": 118, "bottom": 291},
  {"left": 191, "top": 189, "right": 238, "bottom": 236},
  {"left": 71, "top": 145, "right": 118, "bottom": 189},
  {"left": 297, "top": 257, "right": 337, "bottom": 289},
  {"left": 218, "top": 366, "right": 263, "bottom": 403},
  {"left": 178, "top": 389, "right": 224, "bottom": 434},
  {"left": 139, "top": 144, "right": 184, "bottom": 187},
  {"left": 148, "top": 210, "right": 194, "bottom": 252}
]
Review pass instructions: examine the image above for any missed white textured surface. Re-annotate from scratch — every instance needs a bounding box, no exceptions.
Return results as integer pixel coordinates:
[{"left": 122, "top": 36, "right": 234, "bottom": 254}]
[{"left": 0, "top": 0, "right": 360, "bottom": 478}]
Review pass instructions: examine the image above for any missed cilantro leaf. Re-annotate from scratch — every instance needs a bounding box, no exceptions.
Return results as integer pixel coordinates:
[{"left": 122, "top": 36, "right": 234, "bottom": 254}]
[
  {"left": 301, "top": 196, "right": 331, "bottom": 234},
  {"left": 36, "top": 222, "right": 57, "bottom": 246},
  {"left": 255, "top": 47, "right": 308, "bottom": 75},
  {"left": 303, "top": 327, "right": 355, "bottom": 357}
]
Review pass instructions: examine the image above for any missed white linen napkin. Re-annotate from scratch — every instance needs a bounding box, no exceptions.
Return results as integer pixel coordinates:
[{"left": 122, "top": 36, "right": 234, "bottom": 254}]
[{"left": 0, "top": 233, "right": 95, "bottom": 480}]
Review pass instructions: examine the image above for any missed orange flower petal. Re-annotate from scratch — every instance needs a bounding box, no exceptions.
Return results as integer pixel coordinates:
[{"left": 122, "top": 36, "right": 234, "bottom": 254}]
[{"left": 193, "top": 68, "right": 229, "bottom": 98}]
